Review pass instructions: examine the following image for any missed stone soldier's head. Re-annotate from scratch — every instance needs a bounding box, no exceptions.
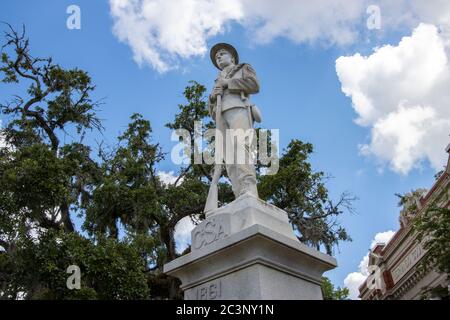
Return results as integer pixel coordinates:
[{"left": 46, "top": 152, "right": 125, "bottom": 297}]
[{"left": 210, "top": 43, "right": 239, "bottom": 70}]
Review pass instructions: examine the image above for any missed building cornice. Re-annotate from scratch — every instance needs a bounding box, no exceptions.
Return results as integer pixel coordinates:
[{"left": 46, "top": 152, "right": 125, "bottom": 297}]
[{"left": 359, "top": 149, "right": 450, "bottom": 299}]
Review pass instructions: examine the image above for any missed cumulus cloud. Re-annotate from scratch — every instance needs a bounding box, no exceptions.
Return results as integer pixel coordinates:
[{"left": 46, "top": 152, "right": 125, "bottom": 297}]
[
  {"left": 240, "top": 0, "right": 364, "bottom": 45},
  {"left": 157, "top": 170, "right": 183, "bottom": 186},
  {"left": 174, "top": 215, "right": 196, "bottom": 253},
  {"left": 109, "top": 0, "right": 450, "bottom": 74},
  {"left": 364, "top": 0, "right": 450, "bottom": 33},
  {"left": 344, "top": 230, "right": 395, "bottom": 299},
  {"left": 109, "top": 0, "right": 244, "bottom": 73},
  {"left": 336, "top": 23, "right": 450, "bottom": 174},
  {"left": 344, "top": 271, "right": 368, "bottom": 300},
  {"left": 397, "top": 0, "right": 450, "bottom": 30},
  {"left": 110, "top": 2, "right": 450, "bottom": 172},
  {"left": 108, "top": 0, "right": 368, "bottom": 72},
  {"left": 370, "top": 230, "right": 395, "bottom": 248}
]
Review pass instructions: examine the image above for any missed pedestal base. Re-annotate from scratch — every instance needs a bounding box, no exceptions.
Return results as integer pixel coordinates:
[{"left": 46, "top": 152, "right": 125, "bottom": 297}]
[{"left": 164, "top": 194, "right": 337, "bottom": 300}]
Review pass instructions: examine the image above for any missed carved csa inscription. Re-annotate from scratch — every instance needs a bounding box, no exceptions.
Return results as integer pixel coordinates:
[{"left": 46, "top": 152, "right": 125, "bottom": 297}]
[
  {"left": 192, "top": 217, "right": 228, "bottom": 250},
  {"left": 196, "top": 280, "right": 222, "bottom": 300}
]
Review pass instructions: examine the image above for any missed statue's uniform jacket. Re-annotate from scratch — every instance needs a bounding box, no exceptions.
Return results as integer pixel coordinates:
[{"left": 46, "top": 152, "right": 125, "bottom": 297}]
[
  {"left": 208, "top": 63, "right": 260, "bottom": 117},
  {"left": 208, "top": 63, "right": 260, "bottom": 197}
]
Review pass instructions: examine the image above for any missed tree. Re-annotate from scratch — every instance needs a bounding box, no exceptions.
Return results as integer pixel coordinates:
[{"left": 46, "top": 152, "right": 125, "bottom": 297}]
[
  {"left": 414, "top": 206, "right": 450, "bottom": 276},
  {"left": 321, "top": 276, "right": 349, "bottom": 300},
  {"left": 397, "top": 189, "right": 449, "bottom": 300},
  {"left": 1, "top": 25, "right": 355, "bottom": 299},
  {"left": 258, "top": 140, "right": 354, "bottom": 254},
  {"left": 0, "top": 25, "right": 148, "bottom": 300},
  {"left": 1, "top": 230, "right": 148, "bottom": 299},
  {"left": 83, "top": 111, "right": 207, "bottom": 299},
  {"left": 0, "top": 24, "right": 101, "bottom": 233}
]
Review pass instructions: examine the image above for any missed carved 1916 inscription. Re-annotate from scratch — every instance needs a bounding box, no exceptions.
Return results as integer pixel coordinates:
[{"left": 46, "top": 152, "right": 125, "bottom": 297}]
[
  {"left": 196, "top": 280, "right": 222, "bottom": 300},
  {"left": 192, "top": 218, "right": 228, "bottom": 250}
]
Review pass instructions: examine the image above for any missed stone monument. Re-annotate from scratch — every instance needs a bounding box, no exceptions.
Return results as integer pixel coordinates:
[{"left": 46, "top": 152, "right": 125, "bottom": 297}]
[{"left": 164, "top": 43, "right": 337, "bottom": 300}]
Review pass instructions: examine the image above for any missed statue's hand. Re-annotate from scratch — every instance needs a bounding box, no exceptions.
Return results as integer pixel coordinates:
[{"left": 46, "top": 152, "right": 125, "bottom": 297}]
[
  {"left": 216, "top": 78, "right": 229, "bottom": 89},
  {"left": 212, "top": 85, "right": 223, "bottom": 100}
]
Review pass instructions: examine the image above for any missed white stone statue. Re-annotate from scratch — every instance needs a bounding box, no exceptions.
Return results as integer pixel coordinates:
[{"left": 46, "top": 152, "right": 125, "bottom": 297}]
[
  {"left": 165, "top": 44, "right": 337, "bottom": 300},
  {"left": 204, "top": 43, "right": 262, "bottom": 213}
]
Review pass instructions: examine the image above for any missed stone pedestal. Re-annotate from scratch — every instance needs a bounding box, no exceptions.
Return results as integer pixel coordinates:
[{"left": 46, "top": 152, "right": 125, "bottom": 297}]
[{"left": 163, "top": 194, "right": 337, "bottom": 300}]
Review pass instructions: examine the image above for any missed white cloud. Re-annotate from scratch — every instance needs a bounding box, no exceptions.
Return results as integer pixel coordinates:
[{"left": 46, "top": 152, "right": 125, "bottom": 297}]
[
  {"left": 344, "top": 272, "right": 367, "bottom": 300},
  {"left": 336, "top": 23, "right": 450, "bottom": 174},
  {"left": 240, "top": 0, "right": 364, "bottom": 46},
  {"left": 108, "top": 0, "right": 369, "bottom": 73},
  {"left": 401, "top": 0, "right": 450, "bottom": 30},
  {"left": 157, "top": 170, "right": 183, "bottom": 186},
  {"left": 110, "top": 2, "right": 450, "bottom": 172},
  {"left": 109, "top": 1, "right": 450, "bottom": 74},
  {"left": 344, "top": 230, "right": 395, "bottom": 299},
  {"left": 366, "top": 0, "right": 450, "bottom": 33},
  {"left": 174, "top": 215, "right": 195, "bottom": 253},
  {"left": 109, "top": 0, "right": 244, "bottom": 73},
  {"left": 370, "top": 230, "right": 395, "bottom": 249}
]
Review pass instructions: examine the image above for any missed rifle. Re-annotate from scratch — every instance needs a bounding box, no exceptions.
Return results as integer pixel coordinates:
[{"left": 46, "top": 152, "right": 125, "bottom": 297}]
[{"left": 204, "top": 94, "right": 223, "bottom": 216}]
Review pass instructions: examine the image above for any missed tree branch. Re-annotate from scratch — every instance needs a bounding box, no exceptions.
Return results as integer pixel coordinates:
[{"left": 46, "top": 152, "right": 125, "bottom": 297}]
[{"left": 0, "top": 239, "right": 9, "bottom": 252}]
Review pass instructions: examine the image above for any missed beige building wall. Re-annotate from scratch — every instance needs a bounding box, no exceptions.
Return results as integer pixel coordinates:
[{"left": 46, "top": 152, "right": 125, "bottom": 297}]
[{"left": 359, "top": 145, "right": 450, "bottom": 300}]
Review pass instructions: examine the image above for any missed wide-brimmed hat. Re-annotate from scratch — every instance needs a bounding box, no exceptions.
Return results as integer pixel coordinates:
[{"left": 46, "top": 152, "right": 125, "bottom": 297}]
[{"left": 210, "top": 43, "right": 239, "bottom": 70}]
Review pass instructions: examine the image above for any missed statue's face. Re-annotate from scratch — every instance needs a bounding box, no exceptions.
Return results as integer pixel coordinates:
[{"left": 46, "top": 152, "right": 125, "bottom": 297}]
[{"left": 215, "top": 49, "right": 234, "bottom": 69}]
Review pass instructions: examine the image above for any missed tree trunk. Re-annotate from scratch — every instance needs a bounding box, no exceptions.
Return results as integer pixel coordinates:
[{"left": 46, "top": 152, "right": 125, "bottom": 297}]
[
  {"left": 60, "top": 202, "right": 74, "bottom": 233},
  {"left": 161, "top": 227, "right": 180, "bottom": 299},
  {"left": 162, "top": 227, "right": 176, "bottom": 262}
]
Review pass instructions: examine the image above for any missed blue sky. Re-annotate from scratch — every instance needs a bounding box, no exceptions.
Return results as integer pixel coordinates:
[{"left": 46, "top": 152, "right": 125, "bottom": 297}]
[{"left": 2, "top": 0, "right": 449, "bottom": 299}]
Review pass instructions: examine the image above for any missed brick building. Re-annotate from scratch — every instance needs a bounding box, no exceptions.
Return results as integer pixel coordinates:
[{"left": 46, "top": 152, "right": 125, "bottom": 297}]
[{"left": 359, "top": 144, "right": 450, "bottom": 300}]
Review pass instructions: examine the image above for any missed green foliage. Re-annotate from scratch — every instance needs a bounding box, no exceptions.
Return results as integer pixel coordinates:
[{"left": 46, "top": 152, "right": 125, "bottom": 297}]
[
  {"left": 1, "top": 144, "right": 68, "bottom": 214},
  {"left": 84, "top": 113, "right": 164, "bottom": 238},
  {"left": 0, "top": 24, "right": 102, "bottom": 234},
  {"left": 259, "top": 140, "right": 354, "bottom": 254},
  {"left": 321, "top": 277, "right": 349, "bottom": 300},
  {"left": 166, "top": 81, "right": 212, "bottom": 133},
  {"left": 2, "top": 230, "right": 148, "bottom": 299},
  {"left": 82, "top": 106, "right": 211, "bottom": 299},
  {"left": 0, "top": 25, "right": 101, "bottom": 151},
  {"left": 0, "top": 26, "right": 354, "bottom": 300},
  {"left": 414, "top": 207, "right": 450, "bottom": 276},
  {"left": 0, "top": 25, "right": 148, "bottom": 300}
]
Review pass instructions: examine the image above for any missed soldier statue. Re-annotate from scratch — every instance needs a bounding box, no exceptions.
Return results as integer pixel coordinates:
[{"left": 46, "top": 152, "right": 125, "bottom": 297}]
[{"left": 205, "top": 43, "right": 262, "bottom": 213}]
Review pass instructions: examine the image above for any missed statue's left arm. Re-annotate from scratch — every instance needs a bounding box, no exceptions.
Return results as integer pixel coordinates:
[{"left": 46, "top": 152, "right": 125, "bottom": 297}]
[{"left": 227, "top": 64, "right": 260, "bottom": 95}]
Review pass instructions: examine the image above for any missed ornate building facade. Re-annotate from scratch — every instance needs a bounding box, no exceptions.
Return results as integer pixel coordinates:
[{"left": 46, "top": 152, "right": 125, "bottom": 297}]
[{"left": 359, "top": 144, "right": 450, "bottom": 300}]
